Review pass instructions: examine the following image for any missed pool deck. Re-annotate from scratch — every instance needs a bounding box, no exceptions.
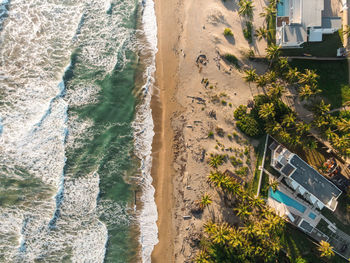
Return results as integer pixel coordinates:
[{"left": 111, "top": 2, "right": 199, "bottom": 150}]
[{"left": 267, "top": 185, "right": 322, "bottom": 228}]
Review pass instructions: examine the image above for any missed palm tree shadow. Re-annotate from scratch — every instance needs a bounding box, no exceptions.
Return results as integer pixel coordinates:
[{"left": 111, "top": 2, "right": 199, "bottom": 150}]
[
  {"left": 222, "top": 0, "right": 239, "bottom": 12},
  {"left": 224, "top": 35, "right": 235, "bottom": 45}
]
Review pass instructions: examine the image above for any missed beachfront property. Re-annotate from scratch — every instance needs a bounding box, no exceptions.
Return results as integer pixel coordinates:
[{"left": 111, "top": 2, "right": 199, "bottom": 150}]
[
  {"left": 266, "top": 141, "right": 350, "bottom": 259},
  {"left": 269, "top": 141, "right": 342, "bottom": 211},
  {"left": 276, "top": 0, "right": 343, "bottom": 48}
]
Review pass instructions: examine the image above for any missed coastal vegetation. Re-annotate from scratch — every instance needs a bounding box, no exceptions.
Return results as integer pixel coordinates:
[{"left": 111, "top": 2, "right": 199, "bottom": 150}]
[{"left": 235, "top": 45, "right": 350, "bottom": 157}]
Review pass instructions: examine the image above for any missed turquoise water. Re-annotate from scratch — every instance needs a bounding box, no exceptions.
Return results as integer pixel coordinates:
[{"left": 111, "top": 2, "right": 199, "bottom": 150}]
[
  {"left": 269, "top": 188, "right": 306, "bottom": 213},
  {"left": 0, "top": 0, "right": 157, "bottom": 262},
  {"left": 309, "top": 212, "right": 317, "bottom": 220},
  {"left": 277, "top": 0, "right": 289, "bottom": 17}
]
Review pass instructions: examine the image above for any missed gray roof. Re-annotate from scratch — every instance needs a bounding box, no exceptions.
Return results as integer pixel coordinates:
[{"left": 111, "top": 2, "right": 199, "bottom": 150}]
[
  {"left": 290, "top": 155, "right": 342, "bottom": 205},
  {"left": 300, "top": 220, "right": 314, "bottom": 233},
  {"left": 322, "top": 17, "right": 342, "bottom": 29},
  {"left": 283, "top": 24, "right": 307, "bottom": 45}
]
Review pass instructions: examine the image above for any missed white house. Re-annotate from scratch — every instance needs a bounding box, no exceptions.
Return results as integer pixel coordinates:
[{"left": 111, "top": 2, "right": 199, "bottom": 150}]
[
  {"left": 276, "top": 0, "right": 342, "bottom": 48},
  {"left": 269, "top": 141, "right": 342, "bottom": 211}
]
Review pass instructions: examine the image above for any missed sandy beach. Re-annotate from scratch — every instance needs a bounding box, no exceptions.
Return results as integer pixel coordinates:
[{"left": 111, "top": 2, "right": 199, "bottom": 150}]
[{"left": 151, "top": 0, "right": 269, "bottom": 261}]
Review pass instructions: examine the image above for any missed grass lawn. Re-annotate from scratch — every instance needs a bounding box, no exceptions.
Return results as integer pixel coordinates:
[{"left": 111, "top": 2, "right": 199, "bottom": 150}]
[
  {"left": 281, "top": 32, "right": 343, "bottom": 57},
  {"left": 267, "top": 14, "right": 276, "bottom": 45},
  {"left": 260, "top": 172, "right": 270, "bottom": 198},
  {"left": 289, "top": 59, "right": 350, "bottom": 108},
  {"left": 247, "top": 135, "right": 266, "bottom": 195},
  {"left": 281, "top": 224, "right": 346, "bottom": 263},
  {"left": 263, "top": 146, "right": 281, "bottom": 178},
  {"left": 294, "top": 144, "right": 329, "bottom": 172},
  {"left": 322, "top": 199, "right": 350, "bottom": 236}
]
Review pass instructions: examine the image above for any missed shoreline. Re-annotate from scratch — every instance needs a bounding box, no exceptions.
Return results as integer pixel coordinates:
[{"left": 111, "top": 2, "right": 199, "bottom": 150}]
[
  {"left": 150, "top": 0, "right": 182, "bottom": 261},
  {"left": 150, "top": 0, "right": 269, "bottom": 261}
]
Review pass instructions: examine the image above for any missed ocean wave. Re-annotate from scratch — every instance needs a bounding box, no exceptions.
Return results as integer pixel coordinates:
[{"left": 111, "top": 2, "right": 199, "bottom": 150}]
[{"left": 133, "top": 0, "right": 159, "bottom": 261}]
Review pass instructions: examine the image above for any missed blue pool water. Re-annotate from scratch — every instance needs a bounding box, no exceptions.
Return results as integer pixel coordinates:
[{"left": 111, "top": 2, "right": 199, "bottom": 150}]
[
  {"left": 309, "top": 212, "right": 317, "bottom": 220},
  {"left": 269, "top": 188, "right": 306, "bottom": 213},
  {"left": 277, "top": 0, "right": 289, "bottom": 17}
]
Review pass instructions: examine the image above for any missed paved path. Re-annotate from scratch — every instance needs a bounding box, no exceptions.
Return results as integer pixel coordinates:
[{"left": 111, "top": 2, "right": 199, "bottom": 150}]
[{"left": 256, "top": 134, "right": 269, "bottom": 197}]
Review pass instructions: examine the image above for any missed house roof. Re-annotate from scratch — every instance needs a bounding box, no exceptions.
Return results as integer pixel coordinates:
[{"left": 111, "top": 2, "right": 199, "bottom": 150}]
[{"left": 289, "top": 155, "right": 342, "bottom": 205}]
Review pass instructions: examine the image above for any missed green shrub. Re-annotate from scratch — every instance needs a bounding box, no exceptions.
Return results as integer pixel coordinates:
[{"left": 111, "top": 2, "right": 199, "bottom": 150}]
[
  {"left": 224, "top": 28, "right": 234, "bottom": 37},
  {"left": 243, "top": 21, "right": 253, "bottom": 44},
  {"left": 236, "top": 116, "right": 261, "bottom": 137},
  {"left": 208, "top": 131, "right": 214, "bottom": 138},
  {"left": 234, "top": 105, "right": 248, "bottom": 120},
  {"left": 236, "top": 166, "right": 249, "bottom": 176},
  {"left": 227, "top": 134, "right": 233, "bottom": 140},
  {"left": 224, "top": 54, "right": 239, "bottom": 67},
  {"left": 230, "top": 156, "right": 243, "bottom": 166},
  {"left": 215, "top": 127, "right": 225, "bottom": 137},
  {"left": 221, "top": 100, "right": 227, "bottom": 106}
]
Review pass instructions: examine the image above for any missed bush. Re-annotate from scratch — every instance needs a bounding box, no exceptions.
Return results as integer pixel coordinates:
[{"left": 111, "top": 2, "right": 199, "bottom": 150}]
[
  {"left": 224, "top": 54, "right": 239, "bottom": 67},
  {"left": 215, "top": 127, "right": 225, "bottom": 137},
  {"left": 243, "top": 21, "right": 253, "bottom": 44},
  {"left": 224, "top": 28, "right": 234, "bottom": 37},
  {"left": 234, "top": 105, "right": 247, "bottom": 120},
  {"left": 236, "top": 116, "right": 261, "bottom": 137},
  {"left": 236, "top": 166, "right": 249, "bottom": 176},
  {"left": 208, "top": 131, "right": 214, "bottom": 138},
  {"left": 230, "top": 156, "right": 243, "bottom": 166},
  {"left": 221, "top": 100, "right": 227, "bottom": 106}
]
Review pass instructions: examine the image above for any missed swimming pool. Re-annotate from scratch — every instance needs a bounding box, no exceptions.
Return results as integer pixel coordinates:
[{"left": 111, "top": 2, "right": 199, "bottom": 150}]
[
  {"left": 269, "top": 188, "right": 306, "bottom": 213},
  {"left": 277, "top": 0, "right": 289, "bottom": 17},
  {"left": 309, "top": 212, "right": 317, "bottom": 220}
]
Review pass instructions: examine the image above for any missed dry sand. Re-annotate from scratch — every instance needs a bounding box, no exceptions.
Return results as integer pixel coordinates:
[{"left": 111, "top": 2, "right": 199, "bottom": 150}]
[{"left": 151, "top": 0, "right": 269, "bottom": 262}]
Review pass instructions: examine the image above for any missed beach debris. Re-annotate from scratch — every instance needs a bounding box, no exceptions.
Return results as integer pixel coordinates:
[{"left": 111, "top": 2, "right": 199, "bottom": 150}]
[
  {"left": 209, "top": 110, "right": 216, "bottom": 119},
  {"left": 196, "top": 54, "right": 208, "bottom": 66},
  {"left": 187, "top": 96, "right": 206, "bottom": 104},
  {"left": 183, "top": 215, "right": 192, "bottom": 220},
  {"left": 200, "top": 149, "right": 206, "bottom": 162}
]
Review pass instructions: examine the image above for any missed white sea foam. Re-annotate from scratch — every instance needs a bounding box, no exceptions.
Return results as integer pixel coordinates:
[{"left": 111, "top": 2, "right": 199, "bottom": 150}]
[
  {"left": 0, "top": 0, "right": 139, "bottom": 261},
  {"left": 133, "top": 0, "right": 159, "bottom": 262}
]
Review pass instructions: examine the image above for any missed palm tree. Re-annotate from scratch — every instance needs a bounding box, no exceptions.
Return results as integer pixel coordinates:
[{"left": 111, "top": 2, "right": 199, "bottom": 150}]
[
  {"left": 264, "top": 71, "right": 277, "bottom": 83},
  {"left": 259, "top": 5, "right": 276, "bottom": 23},
  {"left": 256, "top": 74, "right": 268, "bottom": 88},
  {"left": 312, "top": 100, "right": 330, "bottom": 116},
  {"left": 279, "top": 128, "right": 291, "bottom": 144},
  {"left": 255, "top": 27, "right": 268, "bottom": 41},
  {"left": 298, "top": 69, "right": 319, "bottom": 85},
  {"left": 282, "top": 113, "right": 296, "bottom": 128},
  {"left": 337, "top": 118, "right": 350, "bottom": 132},
  {"left": 243, "top": 68, "right": 258, "bottom": 83},
  {"left": 277, "top": 57, "right": 289, "bottom": 73},
  {"left": 332, "top": 134, "right": 349, "bottom": 151},
  {"left": 265, "top": 121, "right": 282, "bottom": 135},
  {"left": 285, "top": 67, "right": 300, "bottom": 84},
  {"left": 259, "top": 103, "right": 275, "bottom": 120},
  {"left": 299, "top": 84, "right": 320, "bottom": 100},
  {"left": 318, "top": 240, "right": 335, "bottom": 258},
  {"left": 266, "top": 44, "right": 281, "bottom": 62},
  {"left": 211, "top": 223, "right": 231, "bottom": 245},
  {"left": 195, "top": 250, "right": 210, "bottom": 263},
  {"left": 203, "top": 220, "right": 217, "bottom": 234},
  {"left": 249, "top": 196, "right": 265, "bottom": 209},
  {"left": 267, "top": 83, "right": 285, "bottom": 99},
  {"left": 234, "top": 204, "right": 252, "bottom": 219},
  {"left": 208, "top": 171, "right": 227, "bottom": 188},
  {"left": 238, "top": 0, "right": 254, "bottom": 18},
  {"left": 228, "top": 228, "right": 243, "bottom": 248},
  {"left": 268, "top": 179, "right": 279, "bottom": 192},
  {"left": 208, "top": 154, "right": 224, "bottom": 169},
  {"left": 295, "top": 121, "right": 310, "bottom": 135},
  {"left": 199, "top": 193, "right": 212, "bottom": 210}
]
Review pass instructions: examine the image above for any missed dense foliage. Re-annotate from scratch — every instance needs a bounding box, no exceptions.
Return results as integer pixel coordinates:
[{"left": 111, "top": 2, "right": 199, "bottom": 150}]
[{"left": 196, "top": 172, "right": 285, "bottom": 263}]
